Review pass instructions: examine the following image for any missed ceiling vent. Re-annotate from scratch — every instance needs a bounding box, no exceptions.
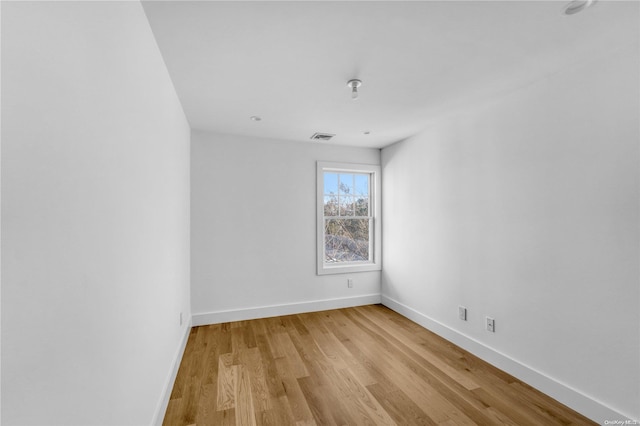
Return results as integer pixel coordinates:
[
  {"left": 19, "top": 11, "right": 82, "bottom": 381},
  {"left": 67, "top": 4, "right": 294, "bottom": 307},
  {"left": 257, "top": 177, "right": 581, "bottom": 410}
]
[{"left": 310, "top": 132, "right": 335, "bottom": 141}]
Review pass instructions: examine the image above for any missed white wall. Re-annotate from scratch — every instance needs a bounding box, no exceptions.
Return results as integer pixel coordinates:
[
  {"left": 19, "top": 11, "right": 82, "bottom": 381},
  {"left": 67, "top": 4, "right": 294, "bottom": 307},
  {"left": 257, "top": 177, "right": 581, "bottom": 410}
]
[
  {"left": 191, "top": 131, "right": 380, "bottom": 324},
  {"left": 381, "top": 41, "right": 639, "bottom": 422},
  {"left": 1, "top": 2, "right": 190, "bottom": 425},
  {"left": 0, "top": 2, "right": 3, "bottom": 421}
]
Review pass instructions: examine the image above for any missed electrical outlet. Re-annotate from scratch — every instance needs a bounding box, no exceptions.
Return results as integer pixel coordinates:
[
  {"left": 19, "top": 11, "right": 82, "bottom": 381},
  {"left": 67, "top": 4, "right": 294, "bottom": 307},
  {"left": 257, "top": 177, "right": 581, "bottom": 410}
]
[
  {"left": 347, "top": 279, "right": 353, "bottom": 288},
  {"left": 458, "top": 306, "right": 467, "bottom": 321},
  {"left": 486, "top": 317, "right": 495, "bottom": 333}
]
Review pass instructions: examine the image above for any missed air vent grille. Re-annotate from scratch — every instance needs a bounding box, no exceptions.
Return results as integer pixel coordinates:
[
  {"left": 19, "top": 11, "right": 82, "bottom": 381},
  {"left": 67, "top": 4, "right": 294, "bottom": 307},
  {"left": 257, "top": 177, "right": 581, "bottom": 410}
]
[{"left": 310, "top": 132, "right": 335, "bottom": 141}]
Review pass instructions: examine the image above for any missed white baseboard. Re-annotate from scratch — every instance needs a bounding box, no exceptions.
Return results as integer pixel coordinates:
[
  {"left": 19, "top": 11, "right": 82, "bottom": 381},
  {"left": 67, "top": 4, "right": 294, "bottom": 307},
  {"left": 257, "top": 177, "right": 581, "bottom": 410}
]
[
  {"left": 192, "top": 293, "right": 382, "bottom": 326},
  {"left": 381, "top": 295, "right": 634, "bottom": 424},
  {"left": 151, "top": 320, "right": 192, "bottom": 426}
]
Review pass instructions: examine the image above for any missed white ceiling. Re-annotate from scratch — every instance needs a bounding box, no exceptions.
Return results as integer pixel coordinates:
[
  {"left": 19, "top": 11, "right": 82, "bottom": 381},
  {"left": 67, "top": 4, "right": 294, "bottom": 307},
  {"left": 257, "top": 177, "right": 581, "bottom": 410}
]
[{"left": 141, "top": 1, "right": 639, "bottom": 148}]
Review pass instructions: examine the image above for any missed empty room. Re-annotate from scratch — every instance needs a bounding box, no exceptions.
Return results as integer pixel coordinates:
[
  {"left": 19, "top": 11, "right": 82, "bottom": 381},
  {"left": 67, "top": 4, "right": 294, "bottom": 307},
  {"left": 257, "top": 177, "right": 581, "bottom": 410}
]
[{"left": 1, "top": 0, "right": 638, "bottom": 425}]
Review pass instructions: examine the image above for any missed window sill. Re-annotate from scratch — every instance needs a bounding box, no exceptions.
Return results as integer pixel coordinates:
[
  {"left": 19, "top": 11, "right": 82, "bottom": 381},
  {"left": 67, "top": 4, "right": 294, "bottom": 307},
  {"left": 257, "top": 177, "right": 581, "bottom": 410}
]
[{"left": 317, "top": 262, "right": 381, "bottom": 275}]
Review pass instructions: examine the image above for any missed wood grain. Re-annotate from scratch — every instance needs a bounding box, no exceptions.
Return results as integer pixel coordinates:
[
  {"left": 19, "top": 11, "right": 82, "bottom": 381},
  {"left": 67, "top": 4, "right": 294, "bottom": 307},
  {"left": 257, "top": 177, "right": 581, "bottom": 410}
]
[{"left": 163, "top": 305, "right": 596, "bottom": 425}]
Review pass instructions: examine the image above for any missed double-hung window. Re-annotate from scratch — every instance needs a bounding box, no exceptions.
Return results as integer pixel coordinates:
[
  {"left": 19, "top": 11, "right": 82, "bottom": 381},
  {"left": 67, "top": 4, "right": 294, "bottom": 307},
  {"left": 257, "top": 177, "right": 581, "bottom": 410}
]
[{"left": 317, "top": 162, "right": 381, "bottom": 275}]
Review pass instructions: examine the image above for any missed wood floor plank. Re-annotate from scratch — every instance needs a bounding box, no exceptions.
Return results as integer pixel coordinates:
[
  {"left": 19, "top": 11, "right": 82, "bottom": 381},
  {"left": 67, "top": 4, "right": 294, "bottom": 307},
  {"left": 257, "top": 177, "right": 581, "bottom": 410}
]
[
  {"left": 195, "top": 383, "right": 217, "bottom": 425},
  {"left": 509, "top": 381, "right": 589, "bottom": 425},
  {"left": 243, "top": 347, "right": 271, "bottom": 412},
  {"left": 366, "top": 382, "right": 435, "bottom": 426},
  {"left": 297, "top": 375, "right": 339, "bottom": 426},
  {"left": 163, "top": 305, "right": 596, "bottom": 426},
  {"left": 270, "top": 332, "right": 309, "bottom": 378},
  {"left": 303, "top": 313, "right": 350, "bottom": 371},
  {"left": 211, "top": 408, "right": 236, "bottom": 426},
  {"left": 324, "top": 314, "right": 455, "bottom": 425},
  {"left": 357, "top": 305, "right": 480, "bottom": 390},
  {"left": 335, "top": 334, "right": 439, "bottom": 425},
  {"left": 217, "top": 353, "right": 237, "bottom": 411},
  {"left": 347, "top": 307, "right": 498, "bottom": 425},
  {"left": 254, "top": 333, "right": 288, "bottom": 401},
  {"left": 336, "top": 309, "right": 476, "bottom": 424},
  {"left": 337, "top": 367, "right": 396, "bottom": 425},
  {"left": 286, "top": 326, "right": 359, "bottom": 426},
  {"left": 274, "top": 356, "right": 316, "bottom": 425},
  {"left": 235, "top": 364, "right": 257, "bottom": 426},
  {"left": 254, "top": 333, "right": 298, "bottom": 425},
  {"left": 163, "top": 398, "right": 184, "bottom": 426}
]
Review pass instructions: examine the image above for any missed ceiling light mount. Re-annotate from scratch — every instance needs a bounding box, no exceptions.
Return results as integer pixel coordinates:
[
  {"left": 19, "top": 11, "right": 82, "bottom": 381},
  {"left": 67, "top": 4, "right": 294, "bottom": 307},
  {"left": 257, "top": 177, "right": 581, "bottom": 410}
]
[{"left": 347, "top": 79, "right": 362, "bottom": 100}]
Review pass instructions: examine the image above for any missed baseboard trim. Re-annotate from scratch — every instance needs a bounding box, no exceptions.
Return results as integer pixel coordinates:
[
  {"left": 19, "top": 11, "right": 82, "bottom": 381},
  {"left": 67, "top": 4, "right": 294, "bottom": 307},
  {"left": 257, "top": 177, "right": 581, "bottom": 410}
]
[
  {"left": 192, "top": 293, "right": 382, "bottom": 326},
  {"left": 151, "top": 320, "right": 192, "bottom": 426},
  {"left": 381, "top": 295, "right": 634, "bottom": 424}
]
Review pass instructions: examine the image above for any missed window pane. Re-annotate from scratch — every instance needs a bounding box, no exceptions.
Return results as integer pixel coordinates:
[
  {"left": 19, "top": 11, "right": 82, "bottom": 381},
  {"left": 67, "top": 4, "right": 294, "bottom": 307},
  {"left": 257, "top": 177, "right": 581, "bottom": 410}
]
[
  {"left": 324, "top": 219, "right": 370, "bottom": 263},
  {"left": 339, "top": 196, "right": 355, "bottom": 216},
  {"left": 355, "top": 174, "right": 369, "bottom": 196},
  {"left": 324, "top": 195, "right": 338, "bottom": 216},
  {"left": 339, "top": 173, "right": 354, "bottom": 195},
  {"left": 324, "top": 173, "right": 338, "bottom": 194},
  {"left": 355, "top": 197, "right": 369, "bottom": 216}
]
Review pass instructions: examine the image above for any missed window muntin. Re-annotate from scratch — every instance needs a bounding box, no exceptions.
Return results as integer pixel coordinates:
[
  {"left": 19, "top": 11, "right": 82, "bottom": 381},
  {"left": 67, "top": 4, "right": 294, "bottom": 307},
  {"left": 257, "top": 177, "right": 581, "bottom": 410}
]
[{"left": 317, "top": 162, "right": 381, "bottom": 275}]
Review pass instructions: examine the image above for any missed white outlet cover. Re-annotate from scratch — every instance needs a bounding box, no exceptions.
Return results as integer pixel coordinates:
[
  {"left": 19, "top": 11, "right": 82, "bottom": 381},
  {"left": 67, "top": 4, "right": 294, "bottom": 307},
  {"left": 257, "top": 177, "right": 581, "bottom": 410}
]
[
  {"left": 486, "top": 317, "right": 495, "bottom": 332},
  {"left": 458, "top": 306, "right": 467, "bottom": 321}
]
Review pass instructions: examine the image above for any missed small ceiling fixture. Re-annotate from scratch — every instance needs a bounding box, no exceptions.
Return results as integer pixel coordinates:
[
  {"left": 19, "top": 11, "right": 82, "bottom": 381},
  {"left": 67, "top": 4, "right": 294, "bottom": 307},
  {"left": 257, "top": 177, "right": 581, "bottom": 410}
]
[
  {"left": 250, "top": 116, "right": 262, "bottom": 121},
  {"left": 310, "top": 132, "right": 335, "bottom": 141},
  {"left": 563, "top": 0, "right": 594, "bottom": 15},
  {"left": 347, "top": 79, "right": 362, "bottom": 100}
]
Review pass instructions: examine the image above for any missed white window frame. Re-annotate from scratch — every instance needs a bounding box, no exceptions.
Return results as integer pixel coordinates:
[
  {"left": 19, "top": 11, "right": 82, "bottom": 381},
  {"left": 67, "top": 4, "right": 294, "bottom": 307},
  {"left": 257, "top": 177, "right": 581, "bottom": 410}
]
[{"left": 317, "top": 161, "right": 381, "bottom": 275}]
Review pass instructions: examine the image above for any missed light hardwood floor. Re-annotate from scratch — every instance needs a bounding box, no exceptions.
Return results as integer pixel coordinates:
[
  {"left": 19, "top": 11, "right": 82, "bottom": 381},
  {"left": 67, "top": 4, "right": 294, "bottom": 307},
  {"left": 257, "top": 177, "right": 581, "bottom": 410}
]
[{"left": 163, "top": 304, "right": 595, "bottom": 425}]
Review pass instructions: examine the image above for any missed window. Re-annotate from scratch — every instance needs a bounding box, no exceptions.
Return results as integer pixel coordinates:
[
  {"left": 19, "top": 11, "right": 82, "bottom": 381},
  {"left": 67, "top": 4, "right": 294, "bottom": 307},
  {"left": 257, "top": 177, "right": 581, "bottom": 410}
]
[{"left": 317, "top": 162, "right": 381, "bottom": 275}]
